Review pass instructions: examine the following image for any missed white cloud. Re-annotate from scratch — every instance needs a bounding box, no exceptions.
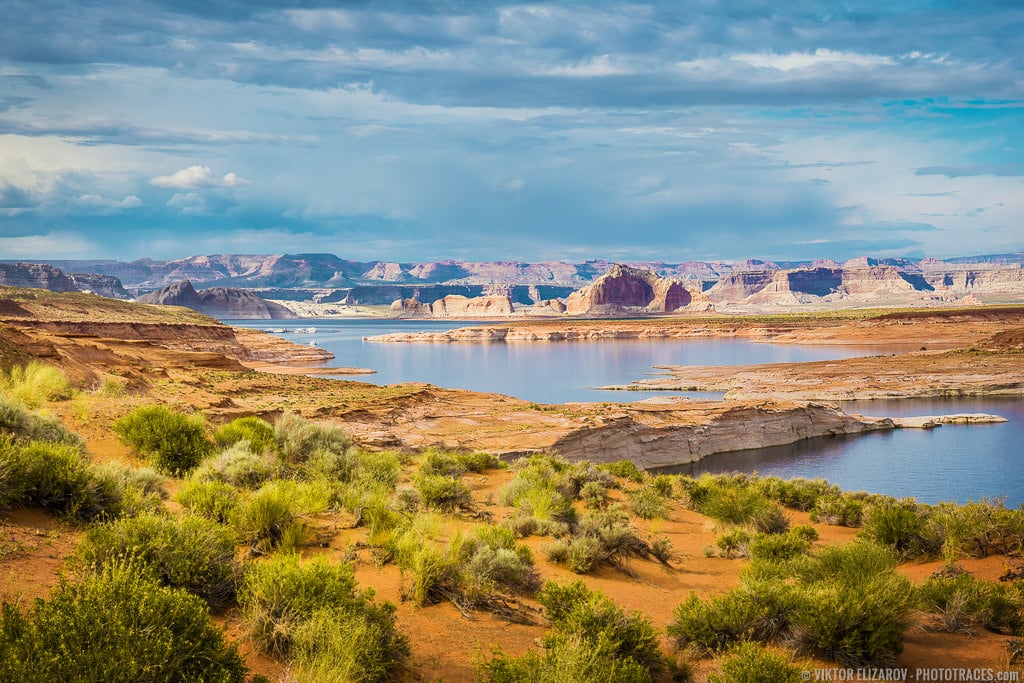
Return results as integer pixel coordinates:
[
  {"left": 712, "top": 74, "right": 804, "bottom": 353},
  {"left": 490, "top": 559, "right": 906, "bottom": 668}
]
[
  {"left": 166, "top": 191, "right": 206, "bottom": 213},
  {"left": 150, "top": 165, "right": 251, "bottom": 189},
  {"left": 733, "top": 49, "right": 895, "bottom": 71},
  {"left": 73, "top": 193, "right": 142, "bottom": 209},
  {"left": 0, "top": 231, "right": 96, "bottom": 258},
  {"left": 543, "top": 55, "right": 633, "bottom": 78}
]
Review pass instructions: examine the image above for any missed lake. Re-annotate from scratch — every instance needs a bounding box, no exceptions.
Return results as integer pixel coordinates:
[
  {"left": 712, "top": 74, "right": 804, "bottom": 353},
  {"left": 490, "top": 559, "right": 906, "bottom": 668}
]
[{"left": 230, "top": 319, "right": 1024, "bottom": 505}]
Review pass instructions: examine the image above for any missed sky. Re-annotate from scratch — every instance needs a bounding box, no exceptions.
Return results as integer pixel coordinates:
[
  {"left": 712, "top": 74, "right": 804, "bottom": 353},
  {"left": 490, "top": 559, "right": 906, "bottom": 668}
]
[{"left": 0, "top": 0, "right": 1022, "bottom": 264}]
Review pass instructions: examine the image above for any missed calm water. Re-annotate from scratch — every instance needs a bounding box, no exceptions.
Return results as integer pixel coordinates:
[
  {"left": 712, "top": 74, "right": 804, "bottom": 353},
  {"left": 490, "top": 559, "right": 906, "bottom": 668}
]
[
  {"left": 229, "top": 319, "right": 892, "bottom": 404},
  {"left": 229, "top": 319, "right": 1024, "bottom": 505},
  {"left": 665, "top": 397, "right": 1024, "bottom": 506}
]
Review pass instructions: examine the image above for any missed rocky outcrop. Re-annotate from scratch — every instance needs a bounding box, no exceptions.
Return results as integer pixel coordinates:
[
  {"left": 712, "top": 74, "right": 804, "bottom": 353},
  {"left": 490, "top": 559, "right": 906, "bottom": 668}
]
[
  {"left": 389, "top": 294, "right": 515, "bottom": 319},
  {"left": 389, "top": 298, "right": 433, "bottom": 319},
  {"left": 67, "top": 273, "right": 131, "bottom": 298},
  {"left": 0, "top": 263, "right": 129, "bottom": 299},
  {"left": 547, "top": 401, "right": 892, "bottom": 467},
  {"left": 564, "top": 265, "right": 712, "bottom": 315},
  {"left": 137, "top": 280, "right": 296, "bottom": 320},
  {"left": 707, "top": 266, "right": 933, "bottom": 305}
]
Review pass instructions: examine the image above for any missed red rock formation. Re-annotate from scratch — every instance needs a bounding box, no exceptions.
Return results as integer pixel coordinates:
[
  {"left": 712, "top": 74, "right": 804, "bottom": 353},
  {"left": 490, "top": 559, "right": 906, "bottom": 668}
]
[
  {"left": 137, "top": 280, "right": 296, "bottom": 319},
  {"left": 564, "top": 265, "right": 711, "bottom": 315}
]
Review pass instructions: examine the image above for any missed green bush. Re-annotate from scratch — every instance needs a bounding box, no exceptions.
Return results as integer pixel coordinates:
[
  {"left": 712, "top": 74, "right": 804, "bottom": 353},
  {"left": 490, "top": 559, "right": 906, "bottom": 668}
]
[
  {"left": 289, "top": 606, "right": 410, "bottom": 683},
  {"left": 0, "top": 438, "right": 155, "bottom": 520},
  {"left": 79, "top": 512, "right": 240, "bottom": 608},
  {"left": 113, "top": 405, "right": 212, "bottom": 475},
  {"left": 419, "top": 448, "right": 501, "bottom": 476},
  {"left": 414, "top": 474, "right": 472, "bottom": 511},
  {"left": 0, "top": 361, "right": 74, "bottom": 408},
  {"left": 686, "top": 476, "right": 788, "bottom": 533},
  {"left": 231, "top": 480, "right": 330, "bottom": 553},
  {"left": 932, "top": 499, "right": 1024, "bottom": 560},
  {"left": 628, "top": 485, "right": 669, "bottom": 520},
  {"left": 479, "top": 580, "right": 663, "bottom": 682},
  {"left": 0, "top": 561, "right": 247, "bottom": 682},
  {"left": 238, "top": 553, "right": 407, "bottom": 669},
  {"left": 194, "top": 442, "right": 274, "bottom": 489},
  {"left": 545, "top": 507, "right": 664, "bottom": 574},
  {"left": 915, "top": 573, "right": 1023, "bottom": 634},
  {"left": 600, "top": 459, "right": 647, "bottom": 483},
  {"left": 274, "top": 412, "right": 351, "bottom": 467},
  {"left": 756, "top": 477, "right": 838, "bottom": 512},
  {"left": 392, "top": 524, "right": 539, "bottom": 614},
  {"left": 177, "top": 480, "right": 241, "bottom": 524},
  {"left": 749, "top": 530, "right": 813, "bottom": 562},
  {"left": 790, "top": 542, "right": 912, "bottom": 666},
  {"left": 0, "top": 397, "right": 83, "bottom": 446},
  {"left": 214, "top": 416, "right": 277, "bottom": 455},
  {"left": 708, "top": 642, "right": 802, "bottom": 683},
  {"left": 715, "top": 529, "right": 751, "bottom": 559},
  {"left": 668, "top": 590, "right": 774, "bottom": 654},
  {"left": 580, "top": 480, "right": 610, "bottom": 509},
  {"left": 861, "top": 499, "right": 942, "bottom": 558},
  {"left": 810, "top": 493, "right": 866, "bottom": 527}
]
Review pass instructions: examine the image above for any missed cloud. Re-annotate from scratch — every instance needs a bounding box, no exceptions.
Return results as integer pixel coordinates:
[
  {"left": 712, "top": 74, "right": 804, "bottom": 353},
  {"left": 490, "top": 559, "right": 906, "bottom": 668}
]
[
  {"left": 915, "top": 165, "right": 1023, "bottom": 178},
  {"left": 166, "top": 191, "right": 206, "bottom": 213},
  {"left": 0, "top": 231, "right": 96, "bottom": 258},
  {"left": 72, "top": 193, "right": 142, "bottom": 211},
  {"left": 150, "top": 165, "right": 252, "bottom": 189}
]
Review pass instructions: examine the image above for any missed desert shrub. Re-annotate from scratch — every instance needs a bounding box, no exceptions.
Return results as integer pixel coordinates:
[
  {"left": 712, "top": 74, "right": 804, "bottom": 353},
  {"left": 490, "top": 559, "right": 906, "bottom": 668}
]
[
  {"left": 274, "top": 412, "right": 351, "bottom": 466},
  {"left": 498, "top": 467, "right": 578, "bottom": 528},
  {"left": 194, "top": 442, "right": 275, "bottom": 489},
  {"left": 89, "top": 460, "right": 166, "bottom": 516},
  {"left": 546, "top": 507, "right": 665, "bottom": 574},
  {"left": 628, "top": 484, "right": 669, "bottom": 520},
  {"left": 792, "top": 524, "right": 819, "bottom": 542},
  {"left": 600, "top": 459, "right": 646, "bottom": 483},
  {"left": 355, "top": 449, "right": 405, "bottom": 489},
  {"left": 715, "top": 529, "right": 751, "bottom": 559},
  {"left": 756, "top": 476, "right": 838, "bottom": 512},
  {"left": 708, "top": 642, "right": 802, "bottom": 683},
  {"left": 0, "top": 561, "right": 247, "bottom": 682},
  {"left": 480, "top": 580, "right": 663, "bottom": 682},
  {"left": 915, "top": 573, "right": 1024, "bottom": 634},
  {"left": 749, "top": 529, "right": 813, "bottom": 562},
  {"left": 415, "top": 474, "right": 472, "bottom": 511},
  {"left": 95, "top": 376, "right": 128, "bottom": 397},
  {"left": 502, "top": 512, "right": 568, "bottom": 539},
  {"left": 394, "top": 525, "right": 539, "bottom": 615},
  {"left": 232, "top": 480, "right": 331, "bottom": 553},
  {"left": 686, "top": 475, "right": 788, "bottom": 533},
  {"left": 669, "top": 589, "right": 779, "bottom": 655},
  {"left": 792, "top": 573, "right": 911, "bottom": 666},
  {"left": 113, "top": 405, "right": 212, "bottom": 475},
  {"left": 810, "top": 493, "right": 866, "bottom": 527},
  {"left": 177, "top": 480, "right": 241, "bottom": 524},
  {"left": 79, "top": 512, "right": 240, "bottom": 608},
  {"left": 288, "top": 605, "right": 410, "bottom": 683},
  {"left": 0, "top": 361, "right": 74, "bottom": 408},
  {"left": 0, "top": 397, "right": 83, "bottom": 446},
  {"left": 650, "top": 537, "right": 674, "bottom": 564},
  {"left": 580, "top": 480, "right": 610, "bottom": 509},
  {"left": 861, "top": 499, "right": 942, "bottom": 558},
  {"left": 238, "top": 553, "right": 406, "bottom": 668},
  {"left": 932, "top": 499, "right": 1024, "bottom": 560},
  {"left": 0, "top": 439, "right": 153, "bottom": 520},
  {"left": 214, "top": 416, "right": 277, "bottom": 455},
  {"left": 419, "top": 448, "right": 501, "bottom": 476},
  {"left": 789, "top": 542, "right": 912, "bottom": 666}
]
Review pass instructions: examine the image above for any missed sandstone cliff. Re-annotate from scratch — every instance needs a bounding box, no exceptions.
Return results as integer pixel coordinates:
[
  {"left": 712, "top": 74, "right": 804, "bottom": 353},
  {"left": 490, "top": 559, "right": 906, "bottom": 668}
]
[
  {"left": 564, "top": 264, "right": 712, "bottom": 315},
  {"left": 0, "top": 263, "right": 129, "bottom": 299},
  {"left": 389, "top": 294, "right": 516, "bottom": 319},
  {"left": 137, "top": 280, "right": 296, "bottom": 320}
]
